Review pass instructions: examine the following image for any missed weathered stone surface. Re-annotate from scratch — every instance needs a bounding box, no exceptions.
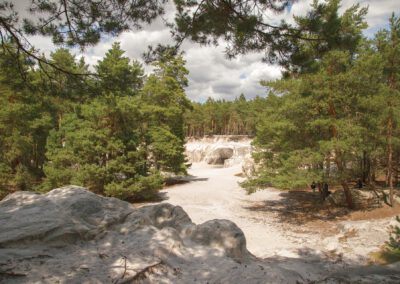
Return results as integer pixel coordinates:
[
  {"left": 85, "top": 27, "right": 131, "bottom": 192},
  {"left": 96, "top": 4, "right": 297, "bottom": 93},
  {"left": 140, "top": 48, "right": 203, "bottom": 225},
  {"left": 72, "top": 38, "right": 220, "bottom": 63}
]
[
  {"left": 0, "top": 186, "right": 133, "bottom": 247},
  {"left": 189, "top": 219, "right": 248, "bottom": 260},
  {"left": 185, "top": 135, "right": 252, "bottom": 167},
  {"left": 205, "top": 147, "right": 234, "bottom": 164},
  {"left": 242, "top": 156, "right": 256, "bottom": 177},
  {"left": 1, "top": 186, "right": 399, "bottom": 283},
  {"left": 0, "top": 186, "right": 300, "bottom": 283}
]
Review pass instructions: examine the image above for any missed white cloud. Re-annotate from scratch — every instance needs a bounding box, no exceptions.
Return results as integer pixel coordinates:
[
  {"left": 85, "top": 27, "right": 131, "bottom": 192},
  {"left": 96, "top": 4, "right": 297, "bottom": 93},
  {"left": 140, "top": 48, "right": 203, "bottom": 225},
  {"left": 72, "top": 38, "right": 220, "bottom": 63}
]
[{"left": 22, "top": 1, "right": 400, "bottom": 102}]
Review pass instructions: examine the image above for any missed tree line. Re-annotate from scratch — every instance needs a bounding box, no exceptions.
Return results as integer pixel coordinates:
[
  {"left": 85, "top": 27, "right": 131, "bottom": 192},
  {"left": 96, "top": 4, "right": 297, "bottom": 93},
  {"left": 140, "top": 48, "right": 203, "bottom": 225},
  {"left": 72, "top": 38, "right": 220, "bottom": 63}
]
[
  {"left": 184, "top": 94, "right": 269, "bottom": 137},
  {"left": 0, "top": 43, "right": 190, "bottom": 200}
]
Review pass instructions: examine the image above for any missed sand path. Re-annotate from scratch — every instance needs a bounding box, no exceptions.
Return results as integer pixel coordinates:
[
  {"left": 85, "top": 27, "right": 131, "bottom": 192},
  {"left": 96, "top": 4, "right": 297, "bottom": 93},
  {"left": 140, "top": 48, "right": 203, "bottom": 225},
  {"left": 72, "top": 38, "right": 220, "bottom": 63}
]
[{"left": 160, "top": 163, "right": 301, "bottom": 258}]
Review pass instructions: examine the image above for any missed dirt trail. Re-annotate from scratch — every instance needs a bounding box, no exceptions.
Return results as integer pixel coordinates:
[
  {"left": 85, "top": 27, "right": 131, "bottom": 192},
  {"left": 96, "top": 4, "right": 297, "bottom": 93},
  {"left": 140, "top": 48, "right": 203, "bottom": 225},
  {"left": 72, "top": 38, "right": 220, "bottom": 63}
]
[{"left": 159, "top": 163, "right": 397, "bottom": 263}]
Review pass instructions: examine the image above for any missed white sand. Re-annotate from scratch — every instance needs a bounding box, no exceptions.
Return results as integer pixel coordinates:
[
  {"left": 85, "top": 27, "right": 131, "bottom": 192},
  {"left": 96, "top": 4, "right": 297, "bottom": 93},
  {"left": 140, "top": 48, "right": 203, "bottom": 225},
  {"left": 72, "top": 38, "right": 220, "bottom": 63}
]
[
  {"left": 160, "top": 163, "right": 397, "bottom": 263},
  {"left": 161, "top": 163, "right": 303, "bottom": 258}
]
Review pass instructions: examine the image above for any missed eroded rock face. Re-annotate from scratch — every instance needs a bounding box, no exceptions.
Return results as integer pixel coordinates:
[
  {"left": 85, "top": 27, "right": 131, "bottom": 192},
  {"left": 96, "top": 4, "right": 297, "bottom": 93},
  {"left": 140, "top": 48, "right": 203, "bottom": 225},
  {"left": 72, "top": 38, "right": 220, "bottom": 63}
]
[
  {"left": 205, "top": 147, "right": 234, "bottom": 165},
  {"left": 185, "top": 135, "right": 252, "bottom": 167},
  {"left": 0, "top": 186, "right": 299, "bottom": 283}
]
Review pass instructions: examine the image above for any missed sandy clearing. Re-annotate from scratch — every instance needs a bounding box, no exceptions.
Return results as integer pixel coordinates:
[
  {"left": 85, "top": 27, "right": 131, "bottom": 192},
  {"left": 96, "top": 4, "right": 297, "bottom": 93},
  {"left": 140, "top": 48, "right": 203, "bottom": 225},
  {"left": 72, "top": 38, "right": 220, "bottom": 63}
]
[
  {"left": 158, "top": 163, "right": 397, "bottom": 264},
  {"left": 159, "top": 163, "right": 307, "bottom": 259}
]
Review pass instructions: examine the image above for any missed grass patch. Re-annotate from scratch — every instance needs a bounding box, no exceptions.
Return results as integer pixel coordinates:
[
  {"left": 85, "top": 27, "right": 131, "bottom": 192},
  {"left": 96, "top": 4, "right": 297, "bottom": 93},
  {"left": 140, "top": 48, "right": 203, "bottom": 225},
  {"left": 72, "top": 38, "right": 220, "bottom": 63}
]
[{"left": 369, "top": 249, "right": 400, "bottom": 265}]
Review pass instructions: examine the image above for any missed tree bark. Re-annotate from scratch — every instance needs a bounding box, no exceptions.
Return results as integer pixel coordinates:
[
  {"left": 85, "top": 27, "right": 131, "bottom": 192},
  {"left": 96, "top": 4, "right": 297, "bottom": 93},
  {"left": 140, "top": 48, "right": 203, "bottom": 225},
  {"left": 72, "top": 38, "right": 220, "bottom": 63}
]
[
  {"left": 328, "top": 101, "right": 354, "bottom": 209},
  {"left": 335, "top": 151, "right": 354, "bottom": 209},
  {"left": 387, "top": 115, "right": 394, "bottom": 206}
]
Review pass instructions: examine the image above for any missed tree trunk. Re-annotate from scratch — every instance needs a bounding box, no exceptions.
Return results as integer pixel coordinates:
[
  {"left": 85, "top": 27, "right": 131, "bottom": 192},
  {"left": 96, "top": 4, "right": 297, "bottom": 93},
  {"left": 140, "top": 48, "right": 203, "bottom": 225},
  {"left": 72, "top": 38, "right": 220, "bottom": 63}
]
[
  {"left": 335, "top": 152, "right": 354, "bottom": 209},
  {"left": 327, "top": 101, "right": 354, "bottom": 209},
  {"left": 395, "top": 152, "right": 399, "bottom": 187},
  {"left": 341, "top": 181, "right": 354, "bottom": 209},
  {"left": 387, "top": 115, "right": 394, "bottom": 206},
  {"left": 362, "top": 151, "right": 368, "bottom": 183}
]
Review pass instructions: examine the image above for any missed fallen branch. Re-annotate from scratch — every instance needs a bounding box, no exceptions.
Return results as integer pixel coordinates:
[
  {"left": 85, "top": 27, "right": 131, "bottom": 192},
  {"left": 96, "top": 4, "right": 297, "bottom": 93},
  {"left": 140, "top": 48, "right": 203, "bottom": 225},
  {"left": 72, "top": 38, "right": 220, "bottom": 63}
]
[{"left": 114, "top": 260, "right": 165, "bottom": 284}]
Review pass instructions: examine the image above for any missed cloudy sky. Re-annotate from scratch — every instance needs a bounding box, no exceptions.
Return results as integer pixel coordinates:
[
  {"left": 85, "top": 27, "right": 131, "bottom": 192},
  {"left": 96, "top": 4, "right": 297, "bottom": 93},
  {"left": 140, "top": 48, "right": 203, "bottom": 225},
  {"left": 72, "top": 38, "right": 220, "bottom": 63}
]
[{"left": 27, "top": 0, "right": 400, "bottom": 102}]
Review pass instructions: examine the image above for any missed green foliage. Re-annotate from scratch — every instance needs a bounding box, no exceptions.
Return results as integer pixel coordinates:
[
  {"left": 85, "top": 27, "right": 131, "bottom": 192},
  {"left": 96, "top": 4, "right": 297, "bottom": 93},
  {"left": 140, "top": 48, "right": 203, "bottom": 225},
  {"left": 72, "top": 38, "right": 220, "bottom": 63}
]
[
  {"left": 184, "top": 94, "right": 267, "bottom": 136},
  {"left": 0, "top": 42, "right": 189, "bottom": 201},
  {"left": 1, "top": 0, "right": 369, "bottom": 78},
  {"left": 41, "top": 50, "right": 190, "bottom": 200},
  {"left": 246, "top": 12, "right": 400, "bottom": 210},
  {"left": 19, "top": 0, "right": 166, "bottom": 48},
  {"left": 285, "top": 0, "right": 368, "bottom": 75},
  {"left": 96, "top": 42, "right": 144, "bottom": 96},
  {"left": 104, "top": 173, "right": 163, "bottom": 201},
  {"left": 0, "top": 45, "right": 54, "bottom": 193}
]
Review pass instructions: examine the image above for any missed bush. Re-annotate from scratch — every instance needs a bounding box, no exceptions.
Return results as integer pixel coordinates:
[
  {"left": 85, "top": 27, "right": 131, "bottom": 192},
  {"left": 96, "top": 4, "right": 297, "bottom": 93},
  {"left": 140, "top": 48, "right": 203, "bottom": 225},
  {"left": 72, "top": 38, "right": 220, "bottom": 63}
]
[{"left": 104, "top": 173, "right": 163, "bottom": 201}]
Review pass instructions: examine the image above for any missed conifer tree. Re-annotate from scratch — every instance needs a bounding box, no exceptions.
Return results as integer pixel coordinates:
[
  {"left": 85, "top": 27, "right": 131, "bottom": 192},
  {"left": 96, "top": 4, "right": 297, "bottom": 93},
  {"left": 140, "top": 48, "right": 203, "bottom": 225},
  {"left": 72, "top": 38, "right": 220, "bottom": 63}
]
[{"left": 374, "top": 15, "right": 400, "bottom": 205}]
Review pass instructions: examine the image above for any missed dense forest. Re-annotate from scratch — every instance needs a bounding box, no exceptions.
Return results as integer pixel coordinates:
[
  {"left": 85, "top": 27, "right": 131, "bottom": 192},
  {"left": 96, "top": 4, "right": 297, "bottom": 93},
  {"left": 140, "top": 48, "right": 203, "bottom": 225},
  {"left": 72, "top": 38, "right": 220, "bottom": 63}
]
[
  {"left": 0, "top": 43, "right": 190, "bottom": 200},
  {"left": 184, "top": 94, "right": 268, "bottom": 137}
]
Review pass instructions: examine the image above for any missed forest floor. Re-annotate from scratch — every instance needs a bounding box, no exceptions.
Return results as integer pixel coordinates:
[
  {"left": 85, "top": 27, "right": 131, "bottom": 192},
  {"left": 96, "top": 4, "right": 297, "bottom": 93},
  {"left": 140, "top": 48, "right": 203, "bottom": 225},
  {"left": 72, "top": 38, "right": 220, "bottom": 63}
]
[{"left": 138, "top": 162, "right": 400, "bottom": 266}]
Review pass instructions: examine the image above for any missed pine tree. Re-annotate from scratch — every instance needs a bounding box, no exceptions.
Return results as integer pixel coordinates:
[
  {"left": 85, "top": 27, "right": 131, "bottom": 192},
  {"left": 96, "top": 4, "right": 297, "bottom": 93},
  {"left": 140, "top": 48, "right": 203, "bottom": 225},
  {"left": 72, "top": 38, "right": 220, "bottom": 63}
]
[
  {"left": 374, "top": 15, "right": 400, "bottom": 205},
  {"left": 0, "top": 45, "right": 54, "bottom": 195}
]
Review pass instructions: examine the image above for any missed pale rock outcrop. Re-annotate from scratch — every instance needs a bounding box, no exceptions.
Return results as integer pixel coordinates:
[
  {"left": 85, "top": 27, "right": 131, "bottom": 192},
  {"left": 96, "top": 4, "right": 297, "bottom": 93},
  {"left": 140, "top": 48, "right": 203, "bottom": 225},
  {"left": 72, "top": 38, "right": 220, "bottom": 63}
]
[
  {"left": 0, "top": 186, "right": 302, "bottom": 283},
  {"left": 205, "top": 147, "right": 234, "bottom": 165},
  {"left": 242, "top": 156, "right": 256, "bottom": 177},
  {"left": 185, "top": 135, "right": 252, "bottom": 167}
]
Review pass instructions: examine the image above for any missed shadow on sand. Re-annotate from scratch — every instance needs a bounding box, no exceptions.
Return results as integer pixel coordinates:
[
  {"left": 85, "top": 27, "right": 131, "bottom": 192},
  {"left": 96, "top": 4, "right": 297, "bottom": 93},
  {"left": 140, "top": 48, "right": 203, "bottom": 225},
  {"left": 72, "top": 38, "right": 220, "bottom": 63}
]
[
  {"left": 242, "top": 190, "right": 351, "bottom": 225},
  {"left": 164, "top": 175, "right": 209, "bottom": 186}
]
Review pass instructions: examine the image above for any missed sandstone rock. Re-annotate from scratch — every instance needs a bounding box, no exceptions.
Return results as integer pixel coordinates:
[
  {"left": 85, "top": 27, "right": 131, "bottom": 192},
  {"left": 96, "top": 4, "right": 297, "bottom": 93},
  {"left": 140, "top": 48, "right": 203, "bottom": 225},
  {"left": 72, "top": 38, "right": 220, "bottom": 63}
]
[
  {"left": 189, "top": 219, "right": 248, "bottom": 260},
  {"left": 242, "top": 156, "right": 256, "bottom": 177},
  {"left": 185, "top": 135, "right": 252, "bottom": 167},
  {"left": 205, "top": 147, "right": 234, "bottom": 164},
  {"left": 0, "top": 186, "right": 303, "bottom": 283},
  {"left": 0, "top": 186, "right": 132, "bottom": 247}
]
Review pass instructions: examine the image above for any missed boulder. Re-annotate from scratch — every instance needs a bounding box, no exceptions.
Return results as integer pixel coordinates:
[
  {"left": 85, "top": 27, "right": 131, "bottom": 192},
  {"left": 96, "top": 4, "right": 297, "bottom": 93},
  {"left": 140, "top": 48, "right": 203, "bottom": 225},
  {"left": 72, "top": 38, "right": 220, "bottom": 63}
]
[
  {"left": 0, "top": 186, "right": 133, "bottom": 247},
  {"left": 188, "top": 219, "right": 248, "bottom": 260},
  {"left": 205, "top": 147, "right": 234, "bottom": 164}
]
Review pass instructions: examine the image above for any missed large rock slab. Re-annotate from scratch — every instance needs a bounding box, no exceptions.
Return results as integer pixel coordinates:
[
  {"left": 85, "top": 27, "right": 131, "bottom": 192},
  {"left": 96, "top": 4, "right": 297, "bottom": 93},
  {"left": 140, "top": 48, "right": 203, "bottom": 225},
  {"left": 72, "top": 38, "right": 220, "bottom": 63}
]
[{"left": 0, "top": 186, "right": 300, "bottom": 283}]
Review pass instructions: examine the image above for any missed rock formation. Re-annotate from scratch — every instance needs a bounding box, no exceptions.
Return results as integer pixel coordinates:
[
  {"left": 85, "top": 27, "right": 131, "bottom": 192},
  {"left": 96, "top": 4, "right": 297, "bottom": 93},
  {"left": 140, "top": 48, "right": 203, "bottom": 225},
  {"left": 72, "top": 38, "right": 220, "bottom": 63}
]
[
  {"left": 1, "top": 186, "right": 399, "bottom": 283},
  {"left": 185, "top": 135, "right": 252, "bottom": 167},
  {"left": 0, "top": 186, "right": 298, "bottom": 283}
]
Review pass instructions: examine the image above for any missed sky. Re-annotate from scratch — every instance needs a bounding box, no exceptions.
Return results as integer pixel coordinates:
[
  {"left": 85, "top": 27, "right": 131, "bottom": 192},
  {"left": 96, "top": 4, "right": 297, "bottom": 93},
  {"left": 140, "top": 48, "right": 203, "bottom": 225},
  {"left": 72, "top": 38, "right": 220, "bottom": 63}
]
[{"left": 24, "top": 0, "right": 400, "bottom": 102}]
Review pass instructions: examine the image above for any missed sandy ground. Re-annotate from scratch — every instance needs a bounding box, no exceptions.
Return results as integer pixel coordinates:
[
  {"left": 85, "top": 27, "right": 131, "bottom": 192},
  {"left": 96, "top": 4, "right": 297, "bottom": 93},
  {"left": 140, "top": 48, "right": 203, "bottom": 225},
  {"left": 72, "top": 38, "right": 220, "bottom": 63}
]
[{"left": 156, "top": 163, "right": 398, "bottom": 264}]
